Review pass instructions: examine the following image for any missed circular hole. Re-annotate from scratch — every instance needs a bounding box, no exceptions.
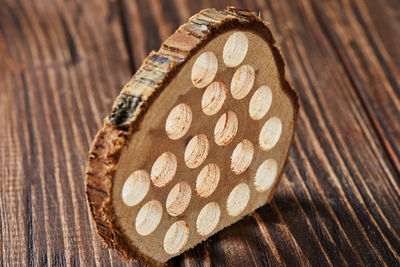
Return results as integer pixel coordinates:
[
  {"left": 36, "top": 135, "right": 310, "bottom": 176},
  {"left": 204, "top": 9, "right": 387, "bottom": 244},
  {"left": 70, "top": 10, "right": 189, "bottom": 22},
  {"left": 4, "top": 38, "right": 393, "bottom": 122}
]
[
  {"left": 223, "top": 32, "right": 249, "bottom": 67},
  {"left": 196, "top": 163, "right": 220, "bottom": 198},
  {"left": 196, "top": 202, "right": 221, "bottom": 236},
  {"left": 122, "top": 170, "right": 150, "bottom": 206},
  {"left": 191, "top": 52, "right": 218, "bottom": 88},
  {"left": 201, "top": 81, "right": 227, "bottom": 116},
  {"left": 214, "top": 111, "right": 239, "bottom": 146},
  {"left": 166, "top": 182, "right": 192, "bottom": 216},
  {"left": 163, "top": 220, "right": 189, "bottom": 255},
  {"left": 254, "top": 159, "right": 278, "bottom": 192},
  {"left": 135, "top": 200, "right": 163, "bottom": 236},
  {"left": 184, "top": 134, "right": 210, "bottom": 169},
  {"left": 231, "top": 140, "right": 254, "bottom": 175},
  {"left": 230, "top": 65, "right": 255, "bottom": 100},
  {"left": 165, "top": 103, "right": 192, "bottom": 140},
  {"left": 249, "top": 85, "right": 273, "bottom": 120},
  {"left": 151, "top": 152, "right": 177, "bottom": 187},
  {"left": 227, "top": 183, "right": 250, "bottom": 217},
  {"left": 259, "top": 117, "right": 282, "bottom": 151}
]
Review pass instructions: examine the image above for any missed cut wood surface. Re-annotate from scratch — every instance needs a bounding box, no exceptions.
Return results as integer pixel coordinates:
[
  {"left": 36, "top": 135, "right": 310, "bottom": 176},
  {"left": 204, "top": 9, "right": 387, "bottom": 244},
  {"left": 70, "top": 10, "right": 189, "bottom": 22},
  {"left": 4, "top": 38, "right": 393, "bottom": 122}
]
[{"left": 1, "top": 0, "right": 399, "bottom": 266}]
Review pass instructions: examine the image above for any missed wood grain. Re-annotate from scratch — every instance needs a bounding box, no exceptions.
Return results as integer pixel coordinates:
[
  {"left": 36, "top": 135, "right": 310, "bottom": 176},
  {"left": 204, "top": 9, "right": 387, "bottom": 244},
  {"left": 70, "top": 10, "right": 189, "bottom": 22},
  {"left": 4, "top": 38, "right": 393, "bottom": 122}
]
[
  {"left": 1, "top": 0, "right": 399, "bottom": 266},
  {"left": 312, "top": 0, "right": 400, "bottom": 173},
  {"left": 0, "top": 0, "right": 136, "bottom": 265}
]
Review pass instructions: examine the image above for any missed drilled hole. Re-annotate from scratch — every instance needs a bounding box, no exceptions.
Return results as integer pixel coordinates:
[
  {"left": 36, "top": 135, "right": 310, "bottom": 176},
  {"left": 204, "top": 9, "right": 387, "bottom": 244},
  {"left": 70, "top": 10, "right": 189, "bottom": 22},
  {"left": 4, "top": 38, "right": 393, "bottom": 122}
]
[
  {"left": 165, "top": 103, "right": 192, "bottom": 140},
  {"left": 196, "top": 163, "right": 220, "bottom": 198},
  {"left": 151, "top": 152, "right": 177, "bottom": 187},
  {"left": 166, "top": 182, "right": 192, "bottom": 216},
  {"left": 227, "top": 183, "right": 250, "bottom": 217},
  {"left": 135, "top": 200, "right": 163, "bottom": 236},
  {"left": 259, "top": 117, "right": 282, "bottom": 151},
  {"left": 249, "top": 85, "right": 272, "bottom": 120},
  {"left": 230, "top": 65, "right": 255, "bottom": 100},
  {"left": 184, "top": 134, "right": 210, "bottom": 169},
  {"left": 214, "top": 111, "right": 239, "bottom": 146},
  {"left": 122, "top": 170, "right": 150, "bottom": 206},
  {"left": 191, "top": 52, "right": 218, "bottom": 88},
  {"left": 231, "top": 140, "right": 254, "bottom": 175},
  {"left": 223, "top": 31, "right": 249, "bottom": 67},
  {"left": 254, "top": 159, "right": 278, "bottom": 192},
  {"left": 163, "top": 220, "right": 189, "bottom": 255},
  {"left": 201, "top": 81, "right": 227, "bottom": 116},
  {"left": 196, "top": 202, "right": 221, "bottom": 236}
]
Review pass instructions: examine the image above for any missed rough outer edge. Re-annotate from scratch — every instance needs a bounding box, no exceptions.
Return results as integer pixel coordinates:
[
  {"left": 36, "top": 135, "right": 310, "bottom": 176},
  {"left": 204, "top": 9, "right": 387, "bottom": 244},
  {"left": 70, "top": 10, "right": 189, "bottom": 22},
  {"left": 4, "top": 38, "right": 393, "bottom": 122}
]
[{"left": 86, "top": 7, "right": 299, "bottom": 267}]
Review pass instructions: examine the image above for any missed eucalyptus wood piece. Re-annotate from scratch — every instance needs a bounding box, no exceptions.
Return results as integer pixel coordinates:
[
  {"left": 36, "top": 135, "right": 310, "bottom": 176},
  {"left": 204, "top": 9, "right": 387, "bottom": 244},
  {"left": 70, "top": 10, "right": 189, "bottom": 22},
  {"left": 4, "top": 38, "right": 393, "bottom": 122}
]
[{"left": 86, "top": 7, "right": 299, "bottom": 266}]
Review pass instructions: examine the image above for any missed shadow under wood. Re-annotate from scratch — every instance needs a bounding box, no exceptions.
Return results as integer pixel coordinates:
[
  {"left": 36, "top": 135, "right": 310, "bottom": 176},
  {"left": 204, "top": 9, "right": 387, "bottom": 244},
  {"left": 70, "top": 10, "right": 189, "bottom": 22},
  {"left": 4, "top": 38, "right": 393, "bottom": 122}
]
[{"left": 173, "top": 214, "right": 280, "bottom": 267}]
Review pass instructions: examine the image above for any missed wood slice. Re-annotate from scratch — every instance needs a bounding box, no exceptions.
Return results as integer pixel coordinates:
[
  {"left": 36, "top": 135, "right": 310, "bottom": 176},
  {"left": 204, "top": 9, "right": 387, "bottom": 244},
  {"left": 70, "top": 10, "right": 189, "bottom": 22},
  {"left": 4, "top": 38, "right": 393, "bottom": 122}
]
[{"left": 86, "top": 7, "right": 299, "bottom": 266}]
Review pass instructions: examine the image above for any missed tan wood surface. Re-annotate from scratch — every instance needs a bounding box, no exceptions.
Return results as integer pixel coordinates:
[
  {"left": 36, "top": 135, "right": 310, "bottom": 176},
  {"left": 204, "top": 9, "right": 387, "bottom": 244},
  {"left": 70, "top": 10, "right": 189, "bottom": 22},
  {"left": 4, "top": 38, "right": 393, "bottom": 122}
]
[{"left": 1, "top": 0, "right": 399, "bottom": 266}]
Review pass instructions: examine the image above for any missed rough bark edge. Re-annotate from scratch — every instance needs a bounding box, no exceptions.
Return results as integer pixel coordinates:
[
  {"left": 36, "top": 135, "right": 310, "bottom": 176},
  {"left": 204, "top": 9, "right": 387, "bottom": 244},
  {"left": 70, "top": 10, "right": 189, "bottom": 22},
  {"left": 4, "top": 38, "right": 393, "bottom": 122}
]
[{"left": 86, "top": 6, "right": 299, "bottom": 266}]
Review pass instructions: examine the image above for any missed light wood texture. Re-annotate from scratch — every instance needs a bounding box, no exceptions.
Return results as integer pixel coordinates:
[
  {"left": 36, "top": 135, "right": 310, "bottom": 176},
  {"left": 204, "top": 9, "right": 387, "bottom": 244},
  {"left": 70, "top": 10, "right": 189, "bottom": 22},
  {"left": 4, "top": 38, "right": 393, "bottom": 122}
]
[{"left": 1, "top": 0, "right": 400, "bottom": 266}]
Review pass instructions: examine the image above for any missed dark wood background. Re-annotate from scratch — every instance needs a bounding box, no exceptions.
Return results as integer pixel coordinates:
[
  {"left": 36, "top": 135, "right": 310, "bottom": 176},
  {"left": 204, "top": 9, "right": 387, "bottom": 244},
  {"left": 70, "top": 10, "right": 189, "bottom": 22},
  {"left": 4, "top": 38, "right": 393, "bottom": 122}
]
[{"left": 1, "top": 0, "right": 400, "bottom": 266}]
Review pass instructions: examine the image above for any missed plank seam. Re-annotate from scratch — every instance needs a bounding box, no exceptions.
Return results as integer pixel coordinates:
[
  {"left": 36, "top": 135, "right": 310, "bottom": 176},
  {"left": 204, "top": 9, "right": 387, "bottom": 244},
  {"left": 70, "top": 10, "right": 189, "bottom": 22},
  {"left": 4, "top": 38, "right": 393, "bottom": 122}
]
[{"left": 116, "top": 0, "right": 136, "bottom": 73}]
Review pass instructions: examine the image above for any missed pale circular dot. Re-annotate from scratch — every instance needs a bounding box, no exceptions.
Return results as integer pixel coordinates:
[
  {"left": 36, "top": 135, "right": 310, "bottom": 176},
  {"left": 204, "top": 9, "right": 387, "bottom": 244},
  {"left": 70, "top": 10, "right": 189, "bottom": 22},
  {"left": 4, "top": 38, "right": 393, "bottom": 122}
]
[
  {"left": 223, "top": 32, "right": 249, "bottom": 67},
  {"left": 122, "top": 170, "right": 150, "bottom": 206},
  {"left": 151, "top": 152, "right": 177, "bottom": 187},
  {"left": 166, "top": 182, "right": 192, "bottom": 216},
  {"left": 184, "top": 134, "right": 210, "bottom": 169},
  {"left": 201, "top": 81, "right": 227, "bottom": 116},
  {"left": 196, "top": 202, "right": 221, "bottom": 236},
  {"left": 230, "top": 65, "right": 255, "bottom": 100},
  {"left": 135, "top": 200, "right": 163, "bottom": 236},
  {"left": 231, "top": 140, "right": 254, "bottom": 175},
  {"left": 227, "top": 183, "right": 250, "bottom": 217},
  {"left": 165, "top": 103, "right": 192, "bottom": 140},
  {"left": 196, "top": 163, "right": 220, "bottom": 198},
  {"left": 191, "top": 52, "right": 218, "bottom": 88},
  {"left": 254, "top": 159, "right": 278, "bottom": 192},
  {"left": 214, "top": 111, "right": 239, "bottom": 146},
  {"left": 163, "top": 220, "right": 189, "bottom": 255},
  {"left": 259, "top": 117, "right": 282, "bottom": 151},
  {"left": 249, "top": 85, "right": 273, "bottom": 120}
]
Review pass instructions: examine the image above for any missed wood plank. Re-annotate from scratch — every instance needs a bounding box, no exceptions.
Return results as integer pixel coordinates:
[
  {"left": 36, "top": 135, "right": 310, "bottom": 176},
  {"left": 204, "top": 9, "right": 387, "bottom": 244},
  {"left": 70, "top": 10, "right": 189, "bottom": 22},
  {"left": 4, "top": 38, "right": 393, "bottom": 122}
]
[
  {"left": 1, "top": 0, "right": 400, "bottom": 266},
  {"left": 311, "top": 0, "right": 400, "bottom": 172},
  {"left": 0, "top": 0, "right": 139, "bottom": 265}
]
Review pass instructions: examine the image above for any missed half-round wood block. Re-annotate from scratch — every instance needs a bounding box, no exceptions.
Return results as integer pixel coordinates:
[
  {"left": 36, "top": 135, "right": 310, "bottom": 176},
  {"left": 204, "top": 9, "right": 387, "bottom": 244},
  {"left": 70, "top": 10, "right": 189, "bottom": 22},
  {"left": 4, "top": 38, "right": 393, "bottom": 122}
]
[{"left": 86, "top": 7, "right": 299, "bottom": 266}]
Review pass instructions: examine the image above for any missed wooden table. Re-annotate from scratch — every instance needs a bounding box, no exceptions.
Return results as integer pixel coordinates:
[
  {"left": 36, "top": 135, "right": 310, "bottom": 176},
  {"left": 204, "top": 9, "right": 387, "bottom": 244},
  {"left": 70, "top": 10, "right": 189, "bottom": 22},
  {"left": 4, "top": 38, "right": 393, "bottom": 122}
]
[{"left": 1, "top": 0, "right": 399, "bottom": 266}]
